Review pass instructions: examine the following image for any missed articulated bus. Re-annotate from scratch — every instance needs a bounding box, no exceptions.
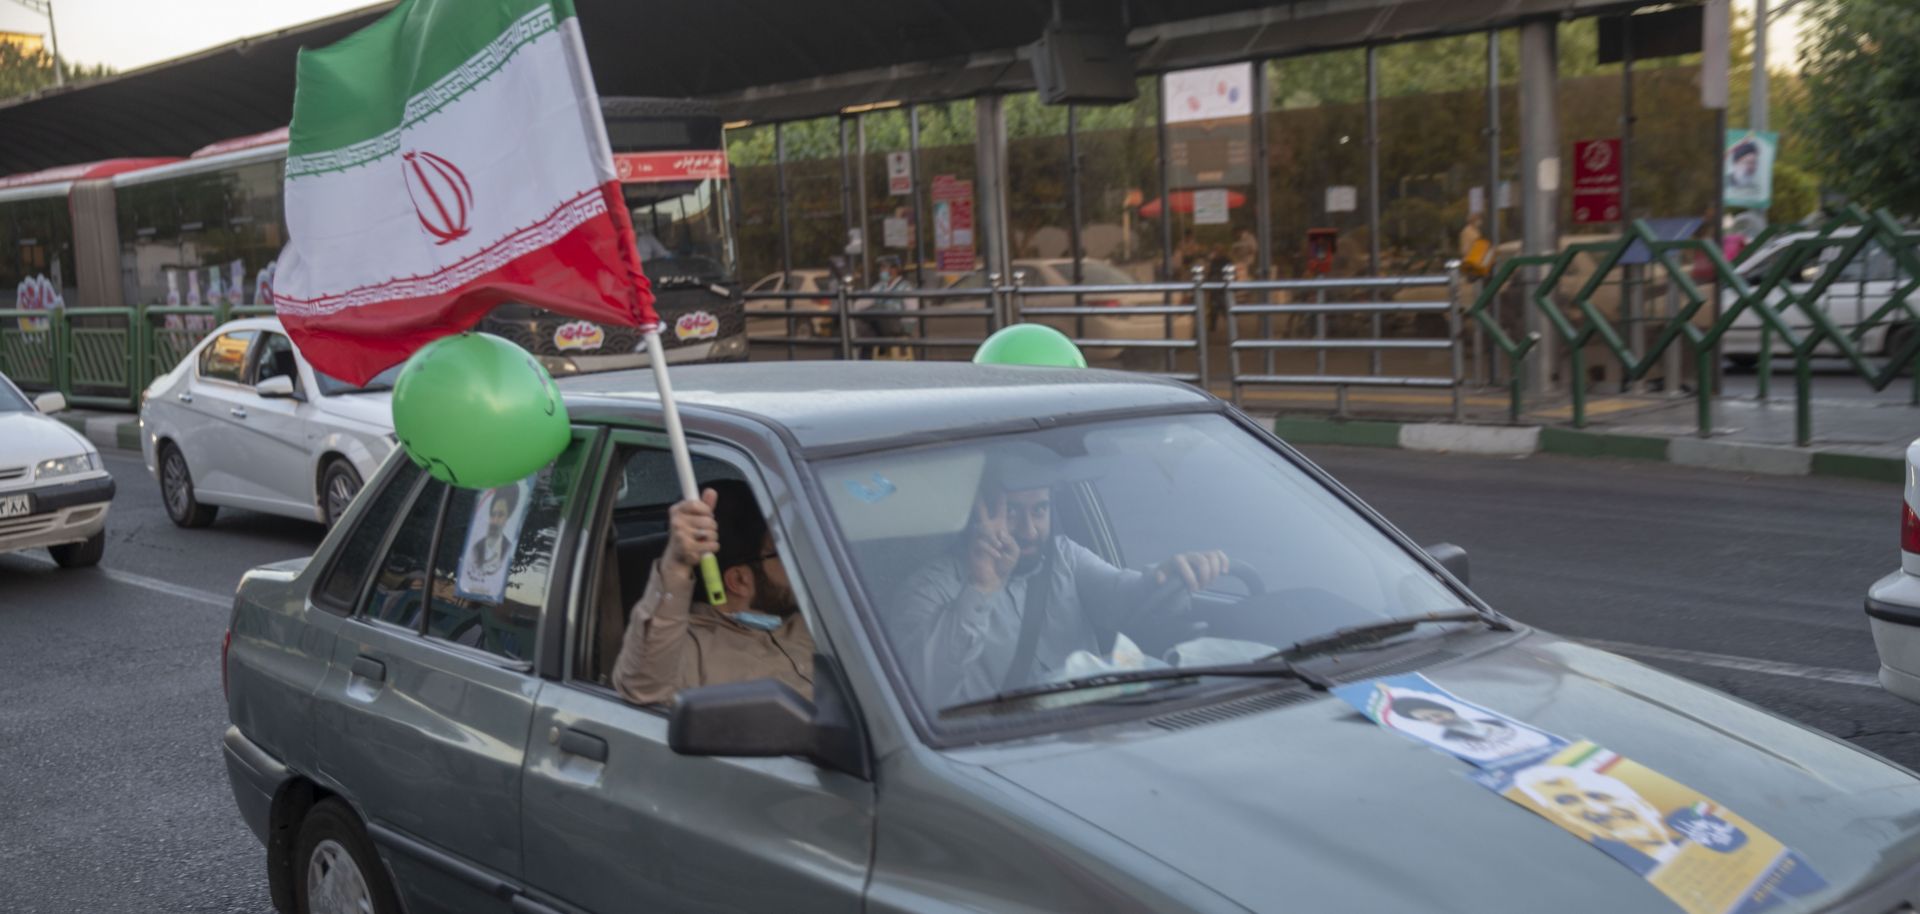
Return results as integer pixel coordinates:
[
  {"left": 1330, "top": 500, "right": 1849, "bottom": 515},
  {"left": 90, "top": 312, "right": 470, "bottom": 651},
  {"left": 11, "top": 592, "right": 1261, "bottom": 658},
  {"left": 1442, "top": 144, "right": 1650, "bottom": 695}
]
[{"left": 0, "top": 96, "right": 745, "bottom": 387}]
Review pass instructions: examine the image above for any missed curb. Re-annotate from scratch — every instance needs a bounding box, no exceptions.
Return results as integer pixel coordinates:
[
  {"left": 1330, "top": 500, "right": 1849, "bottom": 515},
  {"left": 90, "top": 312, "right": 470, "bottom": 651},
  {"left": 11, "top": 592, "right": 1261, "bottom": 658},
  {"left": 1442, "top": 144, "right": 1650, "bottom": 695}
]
[
  {"left": 56, "top": 413, "right": 142, "bottom": 453},
  {"left": 1271, "top": 415, "right": 1906, "bottom": 483}
]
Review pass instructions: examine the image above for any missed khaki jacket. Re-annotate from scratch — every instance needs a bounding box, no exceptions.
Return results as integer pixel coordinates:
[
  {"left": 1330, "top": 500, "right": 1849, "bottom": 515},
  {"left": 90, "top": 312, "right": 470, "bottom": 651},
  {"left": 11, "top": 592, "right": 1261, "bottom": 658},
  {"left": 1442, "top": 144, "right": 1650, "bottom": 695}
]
[{"left": 612, "top": 560, "right": 815, "bottom": 705}]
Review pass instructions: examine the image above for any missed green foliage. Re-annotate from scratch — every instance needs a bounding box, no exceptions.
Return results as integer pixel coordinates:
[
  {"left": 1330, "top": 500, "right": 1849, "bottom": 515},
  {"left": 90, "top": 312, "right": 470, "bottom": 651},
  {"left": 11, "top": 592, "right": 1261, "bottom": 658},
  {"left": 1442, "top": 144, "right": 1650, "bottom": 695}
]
[
  {"left": 1768, "top": 160, "right": 1819, "bottom": 223},
  {"left": 0, "top": 40, "right": 112, "bottom": 101},
  {"left": 1795, "top": 0, "right": 1920, "bottom": 216}
]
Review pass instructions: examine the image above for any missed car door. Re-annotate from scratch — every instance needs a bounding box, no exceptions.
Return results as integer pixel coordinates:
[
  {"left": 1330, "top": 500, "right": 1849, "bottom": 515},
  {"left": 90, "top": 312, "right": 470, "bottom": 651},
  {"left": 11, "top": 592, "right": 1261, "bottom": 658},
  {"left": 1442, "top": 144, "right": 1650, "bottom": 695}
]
[
  {"left": 311, "top": 431, "right": 598, "bottom": 914},
  {"left": 229, "top": 330, "right": 318, "bottom": 515},
  {"left": 175, "top": 327, "right": 258, "bottom": 502},
  {"left": 518, "top": 435, "right": 873, "bottom": 914}
]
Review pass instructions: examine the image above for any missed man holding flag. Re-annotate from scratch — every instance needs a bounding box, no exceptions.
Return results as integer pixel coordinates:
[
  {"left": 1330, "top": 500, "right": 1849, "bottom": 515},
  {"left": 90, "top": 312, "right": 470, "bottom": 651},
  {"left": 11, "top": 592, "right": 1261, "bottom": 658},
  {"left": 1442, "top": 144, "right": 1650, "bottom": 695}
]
[{"left": 274, "top": 0, "right": 726, "bottom": 602}]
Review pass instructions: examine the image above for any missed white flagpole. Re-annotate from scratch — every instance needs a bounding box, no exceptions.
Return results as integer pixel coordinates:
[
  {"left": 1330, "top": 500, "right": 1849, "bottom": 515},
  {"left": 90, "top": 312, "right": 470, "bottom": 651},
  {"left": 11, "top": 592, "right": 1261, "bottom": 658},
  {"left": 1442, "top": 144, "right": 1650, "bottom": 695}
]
[{"left": 643, "top": 328, "right": 727, "bottom": 605}]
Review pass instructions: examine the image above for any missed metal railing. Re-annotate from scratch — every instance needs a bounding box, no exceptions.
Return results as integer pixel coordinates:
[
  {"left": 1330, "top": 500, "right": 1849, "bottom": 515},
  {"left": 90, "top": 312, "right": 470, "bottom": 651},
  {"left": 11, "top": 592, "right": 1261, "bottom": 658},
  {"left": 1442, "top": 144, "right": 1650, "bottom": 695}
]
[
  {"left": 1222, "top": 263, "right": 1465, "bottom": 419},
  {"left": 0, "top": 301, "right": 274, "bottom": 411},
  {"left": 1467, "top": 206, "right": 1920, "bottom": 443}
]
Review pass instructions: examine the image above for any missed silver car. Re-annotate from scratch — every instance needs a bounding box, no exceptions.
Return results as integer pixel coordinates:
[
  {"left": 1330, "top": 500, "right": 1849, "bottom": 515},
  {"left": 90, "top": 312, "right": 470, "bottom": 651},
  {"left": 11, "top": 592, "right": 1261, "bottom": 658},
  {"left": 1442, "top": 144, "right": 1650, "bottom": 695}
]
[
  {"left": 223, "top": 362, "right": 1920, "bottom": 914},
  {"left": 140, "top": 318, "right": 396, "bottom": 529},
  {"left": 0, "top": 376, "right": 113, "bottom": 567}
]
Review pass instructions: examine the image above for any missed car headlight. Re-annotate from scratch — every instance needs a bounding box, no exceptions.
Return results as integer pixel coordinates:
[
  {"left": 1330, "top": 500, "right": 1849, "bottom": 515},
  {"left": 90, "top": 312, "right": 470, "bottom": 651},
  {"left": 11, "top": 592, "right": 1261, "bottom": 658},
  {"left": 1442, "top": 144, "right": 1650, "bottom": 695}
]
[{"left": 36, "top": 452, "right": 98, "bottom": 481}]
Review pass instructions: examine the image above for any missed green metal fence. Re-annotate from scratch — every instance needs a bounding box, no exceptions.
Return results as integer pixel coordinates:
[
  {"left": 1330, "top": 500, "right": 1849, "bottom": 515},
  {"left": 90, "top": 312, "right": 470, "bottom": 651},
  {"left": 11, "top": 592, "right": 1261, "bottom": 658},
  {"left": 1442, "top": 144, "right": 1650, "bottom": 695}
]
[
  {"left": 1467, "top": 206, "right": 1920, "bottom": 445},
  {"left": 0, "top": 302, "right": 275, "bottom": 411}
]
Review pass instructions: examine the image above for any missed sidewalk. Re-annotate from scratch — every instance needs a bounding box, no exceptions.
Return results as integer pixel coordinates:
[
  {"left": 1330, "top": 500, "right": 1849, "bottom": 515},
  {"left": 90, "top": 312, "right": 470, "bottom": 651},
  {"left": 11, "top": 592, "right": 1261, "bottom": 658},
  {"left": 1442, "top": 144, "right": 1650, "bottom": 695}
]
[
  {"left": 1260, "top": 392, "right": 1915, "bottom": 483},
  {"left": 51, "top": 409, "right": 142, "bottom": 453}
]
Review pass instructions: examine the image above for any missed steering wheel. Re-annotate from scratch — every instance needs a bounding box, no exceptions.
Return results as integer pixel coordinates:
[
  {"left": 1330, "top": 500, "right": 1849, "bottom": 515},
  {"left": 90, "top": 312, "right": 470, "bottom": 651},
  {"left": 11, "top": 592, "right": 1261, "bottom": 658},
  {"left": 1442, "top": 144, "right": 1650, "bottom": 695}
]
[{"left": 1139, "top": 559, "right": 1265, "bottom": 616}]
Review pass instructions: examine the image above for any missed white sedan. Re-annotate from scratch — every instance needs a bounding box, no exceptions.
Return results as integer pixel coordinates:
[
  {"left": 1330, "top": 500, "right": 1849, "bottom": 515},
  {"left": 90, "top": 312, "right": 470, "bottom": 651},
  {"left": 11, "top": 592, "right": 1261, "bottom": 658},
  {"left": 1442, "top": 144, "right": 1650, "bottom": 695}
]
[
  {"left": 0, "top": 375, "right": 113, "bottom": 567},
  {"left": 1868, "top": 438, "right": 1920, "bottom": 703},
  {"left": 140, "top": 318, "right": 395, "bottom": 529}
]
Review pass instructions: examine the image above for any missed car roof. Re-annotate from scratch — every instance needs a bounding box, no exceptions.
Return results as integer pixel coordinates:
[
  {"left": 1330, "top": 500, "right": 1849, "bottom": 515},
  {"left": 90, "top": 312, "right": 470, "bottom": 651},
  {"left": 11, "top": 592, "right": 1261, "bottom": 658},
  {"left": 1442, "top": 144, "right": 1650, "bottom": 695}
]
[{"left": 556, "top": 361, "right": 1214, "bottom": 452}]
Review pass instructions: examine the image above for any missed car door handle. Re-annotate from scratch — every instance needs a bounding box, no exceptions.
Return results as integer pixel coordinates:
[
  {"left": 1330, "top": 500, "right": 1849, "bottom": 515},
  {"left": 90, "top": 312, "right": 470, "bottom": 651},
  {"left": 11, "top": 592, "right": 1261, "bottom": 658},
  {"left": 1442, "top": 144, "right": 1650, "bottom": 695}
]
[
  {"left": 350, "top": 655, "right": 386, "bottom": 683},
  {"left": 557, "top": 727, "right": 608, "bottom": 763},
  {"left": 230, "top": 407, "right": 248, "bottom": 419},
  {"left": 176, "top": 392, "right": 193, "bottom": 404}
]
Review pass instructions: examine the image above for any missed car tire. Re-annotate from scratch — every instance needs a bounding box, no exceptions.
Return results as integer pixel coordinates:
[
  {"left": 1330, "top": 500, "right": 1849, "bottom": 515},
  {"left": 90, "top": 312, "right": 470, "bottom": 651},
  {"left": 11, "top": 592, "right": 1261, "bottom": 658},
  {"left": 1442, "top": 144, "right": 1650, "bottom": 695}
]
[
  {"left": 320, "top": 460, "right": 363, "bottom": 529},
  {"left": 159, "top": 443, "right": 217, "bottom": 528},
  {"left": 48, "top": 531, "right": 105, "bottom": 569},
  {"left": 1726, "top": 354, "right": 1758, "bottom": 371},
  {"left": 1887, "top": 324, "right": 1916, "bottom": 375},
  {"left": 292, "top": 799, "right": 403, "bottom": 914}
]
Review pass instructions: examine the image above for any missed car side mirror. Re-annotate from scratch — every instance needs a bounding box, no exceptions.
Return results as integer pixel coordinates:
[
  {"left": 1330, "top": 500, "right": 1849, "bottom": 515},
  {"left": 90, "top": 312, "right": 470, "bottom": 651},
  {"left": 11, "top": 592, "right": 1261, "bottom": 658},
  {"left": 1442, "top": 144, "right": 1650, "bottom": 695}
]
[
  {"left": 1426, "top": 542, "right": 1469, "bottom": 586},
  {"left": 257, "top": 375, "right": 297, "bottom": 399},
  {"left": 668, "top": 657, "right": 871, "bottom": 779},
  {"left": 32, "top": 391, "right": 66, "bottom": 414}
]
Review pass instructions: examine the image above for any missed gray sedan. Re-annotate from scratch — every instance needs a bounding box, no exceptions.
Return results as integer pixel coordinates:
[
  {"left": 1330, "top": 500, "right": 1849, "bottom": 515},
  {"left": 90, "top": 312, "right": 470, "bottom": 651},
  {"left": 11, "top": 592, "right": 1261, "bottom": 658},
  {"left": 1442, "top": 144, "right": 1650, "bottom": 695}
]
[{"left": 222, "top": 362, "right": 1920, "bottom": 914}]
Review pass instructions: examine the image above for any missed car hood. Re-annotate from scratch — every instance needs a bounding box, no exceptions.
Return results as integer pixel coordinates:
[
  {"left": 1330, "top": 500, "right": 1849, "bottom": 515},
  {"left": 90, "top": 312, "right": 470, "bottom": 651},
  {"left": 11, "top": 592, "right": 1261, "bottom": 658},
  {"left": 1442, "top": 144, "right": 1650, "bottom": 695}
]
[
  {"left": 0, "top": 412, "right": 90, "bottom": 465},
  {"left": 973, "top": 633, "right": 1920, "bottom": 913},
  {"left": 313, "top": 392, "right": 394, "bottom": 431}
]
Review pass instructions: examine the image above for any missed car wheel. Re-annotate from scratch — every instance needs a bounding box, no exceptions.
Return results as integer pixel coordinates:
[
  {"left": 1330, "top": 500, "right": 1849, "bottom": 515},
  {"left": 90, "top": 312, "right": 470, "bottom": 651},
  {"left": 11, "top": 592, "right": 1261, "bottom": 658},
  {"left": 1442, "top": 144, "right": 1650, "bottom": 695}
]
[
  {"left": 321, "top": 460, "right": 363, "bottom": 529},
  {"left": 48, "top": 531, "right": 105, "bottom": 569},
  {"left": 293, "top": 799, "right": 403, "bottom": 914},
  {"left": 159, "top": 443, "right": 217, "bottom": 528},
  {"left": 1887, "top": 324, "right": 1916, "bottom": 374},
  {"left": 1726, "top": 354, "right": 1758, "bottom": 371}
]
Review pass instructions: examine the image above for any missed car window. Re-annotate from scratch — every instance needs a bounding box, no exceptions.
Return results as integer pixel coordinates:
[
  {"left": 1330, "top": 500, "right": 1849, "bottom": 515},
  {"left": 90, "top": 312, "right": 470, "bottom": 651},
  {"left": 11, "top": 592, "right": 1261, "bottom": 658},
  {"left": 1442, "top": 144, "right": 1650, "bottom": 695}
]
[
  {"left": 748, "top": 275, "right": 780, "bottom": 294},
  {"left": 423, "top": 439, "right": 591, "bottom": 661},
  {"left": 249, "top": 332, "right": 299, "bottom": 387},
  {"left": 314, "top": 363, "right": 402, "bottom": 397},
  {"left": 0, "top": 378, "right": 27, "bottom": 413},
  {"left": 316, "top": 461, "right": 426, "bottom": 611},
  {"left": 364, "top": 477, "right": 448, "bottom": 629},
  {"left": 814, "top": 413, "right": 1464, "bottom": 719},
  {"left": 1077, "top": 261, "right": 1136, "bottom": 285},
  {"left": 198, "top": 330, "right": 256, "bottom": 384}
]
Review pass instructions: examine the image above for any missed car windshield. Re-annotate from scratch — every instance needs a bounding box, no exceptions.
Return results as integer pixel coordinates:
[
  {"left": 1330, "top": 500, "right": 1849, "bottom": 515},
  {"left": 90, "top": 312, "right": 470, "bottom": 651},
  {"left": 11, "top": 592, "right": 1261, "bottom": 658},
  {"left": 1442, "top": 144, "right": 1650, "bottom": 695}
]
[
  {"left": 314, "top": 364, "right": 403, "bottom": 397},
  {"left": 0, "top": 378, "right": 28, "bottom": 412},
  {"left": 814, "top": 412, "right": 1467, "bottom": 721}
]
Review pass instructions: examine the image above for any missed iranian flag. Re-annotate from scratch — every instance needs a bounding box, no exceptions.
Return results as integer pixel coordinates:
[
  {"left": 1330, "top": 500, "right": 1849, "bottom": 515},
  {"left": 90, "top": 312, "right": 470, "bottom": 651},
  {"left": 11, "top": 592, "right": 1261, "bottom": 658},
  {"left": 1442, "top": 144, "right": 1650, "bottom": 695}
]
[{"left": 273, "top": 0, "right": 655, "bottom": 385}]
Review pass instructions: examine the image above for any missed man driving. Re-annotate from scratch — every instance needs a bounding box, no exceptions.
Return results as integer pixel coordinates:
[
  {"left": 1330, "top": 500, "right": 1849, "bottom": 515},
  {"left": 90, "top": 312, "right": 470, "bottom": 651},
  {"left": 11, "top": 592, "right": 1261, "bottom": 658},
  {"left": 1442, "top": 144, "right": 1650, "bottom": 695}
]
[
  {"left": 612, "top": 479, "right": 814, "bottom": 704},
  {"left": 894, "top": 460, "right": 1228, "bottom": 708}
]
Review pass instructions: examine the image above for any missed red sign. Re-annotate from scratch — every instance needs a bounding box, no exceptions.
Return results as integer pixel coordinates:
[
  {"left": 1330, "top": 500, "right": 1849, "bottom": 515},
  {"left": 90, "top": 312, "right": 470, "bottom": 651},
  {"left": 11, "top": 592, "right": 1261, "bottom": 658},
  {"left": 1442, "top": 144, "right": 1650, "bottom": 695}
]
[
  {"left": 613, "top": 151, "right": 729, "bottom": 183},
  {"left": 1572, "top": 138, "right": 1622, "bottom": 225},
  {"left": 931, "top": 175, "right": 974, "bottom": 273}
]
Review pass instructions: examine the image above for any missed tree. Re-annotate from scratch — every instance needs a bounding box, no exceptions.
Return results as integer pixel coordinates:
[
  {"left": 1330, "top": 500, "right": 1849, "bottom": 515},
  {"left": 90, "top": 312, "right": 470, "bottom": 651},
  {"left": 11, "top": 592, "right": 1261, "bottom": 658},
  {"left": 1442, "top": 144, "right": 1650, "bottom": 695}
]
[
  {"left": 0, "top": 39, "right": 112, "bottom": 101},
  {"left": 1795, "top": 0, "right": 1920, "bottom": 216}
]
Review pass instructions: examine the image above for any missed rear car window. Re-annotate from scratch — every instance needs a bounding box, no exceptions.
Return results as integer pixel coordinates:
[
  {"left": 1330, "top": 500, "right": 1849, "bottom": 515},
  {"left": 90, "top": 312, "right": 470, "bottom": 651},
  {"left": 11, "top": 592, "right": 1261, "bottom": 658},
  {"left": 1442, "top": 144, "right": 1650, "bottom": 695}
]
[
  {"left": 422, "top": 438, "right": 592, "bottom": 661},
  {"left": 364, "top": 478, "right": 448, "bottom": 629},
  {"left": 315, "top": 461, "right": 424, "bottom": 611}
]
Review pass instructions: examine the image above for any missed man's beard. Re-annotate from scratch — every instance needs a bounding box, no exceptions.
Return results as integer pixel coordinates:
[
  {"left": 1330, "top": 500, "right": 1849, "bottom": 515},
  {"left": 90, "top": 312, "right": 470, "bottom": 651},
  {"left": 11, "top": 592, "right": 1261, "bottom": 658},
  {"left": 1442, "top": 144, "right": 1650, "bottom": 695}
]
[
  {"left": 750, "top": 564, "right": 800, "bottom": 617},
  {"left": 1012, "top": 545, "right": 1045, "bottom": 577}
]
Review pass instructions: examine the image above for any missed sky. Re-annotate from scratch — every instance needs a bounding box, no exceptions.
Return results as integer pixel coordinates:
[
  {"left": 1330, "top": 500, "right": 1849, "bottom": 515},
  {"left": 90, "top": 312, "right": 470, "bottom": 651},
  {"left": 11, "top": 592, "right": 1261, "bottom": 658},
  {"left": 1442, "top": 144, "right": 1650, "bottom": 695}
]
[{"left": 0, "top": 0, "right": 1807, "bottom": 74}]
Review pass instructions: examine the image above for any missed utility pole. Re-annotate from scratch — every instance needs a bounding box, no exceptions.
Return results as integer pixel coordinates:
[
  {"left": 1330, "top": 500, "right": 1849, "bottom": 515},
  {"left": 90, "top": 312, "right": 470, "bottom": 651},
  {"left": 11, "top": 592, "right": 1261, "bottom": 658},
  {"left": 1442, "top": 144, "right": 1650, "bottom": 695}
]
[
  {"left": 1751, "top": 0, "right": 1768, "bottom": 132},
  {"left": 6, "top": 0, "right": 62, "bottom": 87}
]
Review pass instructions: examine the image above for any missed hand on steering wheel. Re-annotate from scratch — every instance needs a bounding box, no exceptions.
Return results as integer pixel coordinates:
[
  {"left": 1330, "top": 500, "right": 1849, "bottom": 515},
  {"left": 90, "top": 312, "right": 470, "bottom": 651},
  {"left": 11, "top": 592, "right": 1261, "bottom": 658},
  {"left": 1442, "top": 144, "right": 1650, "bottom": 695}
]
[
  {"left": 1154, "top": 551, "right": 1231, "bottom": 592},
  {"left": 1140, "top": 555, "right": 1265, "bottom": 619}
]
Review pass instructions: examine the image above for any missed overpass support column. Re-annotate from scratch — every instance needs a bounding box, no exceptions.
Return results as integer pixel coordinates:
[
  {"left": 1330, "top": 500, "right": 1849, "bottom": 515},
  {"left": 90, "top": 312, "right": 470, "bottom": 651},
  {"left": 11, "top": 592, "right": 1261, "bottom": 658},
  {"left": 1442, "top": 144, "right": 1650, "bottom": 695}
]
[
  {"left": 974, "top": 94, "right": 1012, "bottom": 328},
  {"left": 1519, "top": 19, "right": 1561, "bottom": 395}
]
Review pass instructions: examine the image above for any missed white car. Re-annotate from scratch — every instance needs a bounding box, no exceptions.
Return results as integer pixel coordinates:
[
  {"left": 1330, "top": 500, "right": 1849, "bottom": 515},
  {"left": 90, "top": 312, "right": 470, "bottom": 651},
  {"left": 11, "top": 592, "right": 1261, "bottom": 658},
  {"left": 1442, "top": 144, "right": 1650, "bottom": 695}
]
[
  {"left": 1721, "top": 228, "right": 1915, "bottom": 365},
  {"left": 1867, "top": 439, "right": 1920, "bottom": 703},
  {"left": 140, "top": 318, "right": 396, "bottom": 529},
  {"left": 0, "top": 376, "right": 113, "bottom": 567}
]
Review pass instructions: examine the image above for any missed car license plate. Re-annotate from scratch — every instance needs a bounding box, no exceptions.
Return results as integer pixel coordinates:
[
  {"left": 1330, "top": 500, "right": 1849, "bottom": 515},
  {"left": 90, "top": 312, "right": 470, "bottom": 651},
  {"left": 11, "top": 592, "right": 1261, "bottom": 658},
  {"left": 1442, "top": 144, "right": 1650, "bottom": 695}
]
[{"left": 0, "top": 494, "right": 28, "bottom": 519}]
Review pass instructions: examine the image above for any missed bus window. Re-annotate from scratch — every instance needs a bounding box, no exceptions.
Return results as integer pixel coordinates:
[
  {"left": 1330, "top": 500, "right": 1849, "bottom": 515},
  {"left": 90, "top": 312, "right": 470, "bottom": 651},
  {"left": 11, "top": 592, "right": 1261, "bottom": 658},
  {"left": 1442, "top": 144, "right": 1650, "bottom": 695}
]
[{"left": 626, "top": 177, "right": 736, "bottom": 285}]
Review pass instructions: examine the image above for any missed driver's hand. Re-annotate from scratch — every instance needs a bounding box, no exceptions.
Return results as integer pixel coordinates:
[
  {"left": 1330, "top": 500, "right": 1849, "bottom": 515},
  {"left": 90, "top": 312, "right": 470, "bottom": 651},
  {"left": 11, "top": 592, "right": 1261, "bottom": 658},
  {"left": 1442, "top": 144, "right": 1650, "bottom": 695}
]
[
  {"left": 663, "top": 489, "right": 720, "bottom": 574},
  {"left": 1156, "top": 551, "right": 1229, "bottom": 592},
  {"left": 966, "top": 495, "right": 1020, "bottom": 593}
]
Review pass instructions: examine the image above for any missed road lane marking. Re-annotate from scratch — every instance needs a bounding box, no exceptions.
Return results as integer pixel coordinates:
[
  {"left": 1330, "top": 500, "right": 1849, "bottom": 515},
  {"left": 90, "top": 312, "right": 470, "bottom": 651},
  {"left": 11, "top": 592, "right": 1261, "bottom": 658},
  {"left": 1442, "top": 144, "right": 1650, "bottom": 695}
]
[
  {"left": 9, "top": 555, "right": 230, "bottom": 608},
  {"left": 1580, "top": 638, "right": 1881, "bottom": 689}
]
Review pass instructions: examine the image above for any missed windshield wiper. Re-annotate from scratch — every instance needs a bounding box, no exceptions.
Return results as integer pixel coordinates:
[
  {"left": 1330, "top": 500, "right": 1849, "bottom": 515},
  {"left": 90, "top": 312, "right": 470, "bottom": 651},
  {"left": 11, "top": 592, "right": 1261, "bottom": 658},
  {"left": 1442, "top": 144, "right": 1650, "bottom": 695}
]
[
  {"left": 938, "top": 659, "right": 1332, "bottom": 718},
  {"left": 1273, "top": 609, "right": 1509, "bottom": 662}
]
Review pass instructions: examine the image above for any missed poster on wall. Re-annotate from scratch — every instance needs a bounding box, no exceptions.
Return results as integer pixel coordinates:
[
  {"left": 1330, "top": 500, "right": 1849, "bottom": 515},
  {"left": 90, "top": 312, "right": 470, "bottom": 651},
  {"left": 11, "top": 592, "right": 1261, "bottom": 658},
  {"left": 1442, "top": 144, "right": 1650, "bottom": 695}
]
[
  {"left": 1164, "top": 63, "right": 1253, "bottom": 189},
  {"left": 931, "top": 175, "right": 974, "bottom": 272},
  {"left": 455, "top": 479, "right": 534, "bottom": 605},
  {"left": 1723, "top": 129, "right": 1777, "bottom": 212},
  {"left": 887, "top": 151, "right": 912, "bottom": 196},
  {"left": 1572, "top": 138, "right": 1622, "bottom": 225}
]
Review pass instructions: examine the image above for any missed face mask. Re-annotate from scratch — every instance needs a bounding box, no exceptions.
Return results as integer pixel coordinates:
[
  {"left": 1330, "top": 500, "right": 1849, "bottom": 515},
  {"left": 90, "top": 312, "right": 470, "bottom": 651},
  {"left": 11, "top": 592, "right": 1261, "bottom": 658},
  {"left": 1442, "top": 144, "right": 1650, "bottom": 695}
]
[{"left": 732, "top": 609, "right": 783, "bottom": 632}]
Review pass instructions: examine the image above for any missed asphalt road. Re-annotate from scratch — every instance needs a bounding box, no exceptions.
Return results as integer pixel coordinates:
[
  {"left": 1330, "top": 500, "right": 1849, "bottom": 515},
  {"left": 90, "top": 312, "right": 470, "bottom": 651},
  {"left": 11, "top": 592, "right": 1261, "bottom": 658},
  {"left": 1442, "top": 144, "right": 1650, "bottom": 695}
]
[{"left": 0, "top": 444, "right": 1914, "bottom": 913}]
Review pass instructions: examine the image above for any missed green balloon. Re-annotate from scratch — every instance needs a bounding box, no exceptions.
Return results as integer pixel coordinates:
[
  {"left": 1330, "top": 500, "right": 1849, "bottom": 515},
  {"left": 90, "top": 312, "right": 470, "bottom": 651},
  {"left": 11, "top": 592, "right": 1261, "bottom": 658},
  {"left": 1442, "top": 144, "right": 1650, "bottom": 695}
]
[
  {"left": 973, "top": 323, "right": 1087, "bottom": 368},
  {"left": 391, "top": 332, "right": 570, "bottom": 489}
]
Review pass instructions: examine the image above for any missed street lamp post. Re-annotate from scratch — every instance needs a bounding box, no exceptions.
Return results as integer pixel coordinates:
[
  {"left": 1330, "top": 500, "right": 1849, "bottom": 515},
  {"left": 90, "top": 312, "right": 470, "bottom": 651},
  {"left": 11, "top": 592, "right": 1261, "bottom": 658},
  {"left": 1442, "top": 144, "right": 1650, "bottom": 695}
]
[{"left": 6, "top": 0, "right": 61, "bottom": 88}]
